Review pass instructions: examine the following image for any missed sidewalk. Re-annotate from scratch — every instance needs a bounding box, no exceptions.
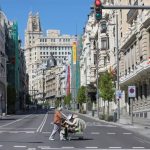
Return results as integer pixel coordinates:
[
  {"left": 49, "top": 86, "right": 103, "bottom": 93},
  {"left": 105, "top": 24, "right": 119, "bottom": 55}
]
[{"left": 66, "top": 109, "right": 150, "bottom": 139}]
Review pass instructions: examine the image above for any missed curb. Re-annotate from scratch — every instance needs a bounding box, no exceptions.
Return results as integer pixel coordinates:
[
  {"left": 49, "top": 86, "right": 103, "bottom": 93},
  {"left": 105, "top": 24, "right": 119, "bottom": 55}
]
[{"left": 64, "top": 109, "right": 146, "bottom": 129}]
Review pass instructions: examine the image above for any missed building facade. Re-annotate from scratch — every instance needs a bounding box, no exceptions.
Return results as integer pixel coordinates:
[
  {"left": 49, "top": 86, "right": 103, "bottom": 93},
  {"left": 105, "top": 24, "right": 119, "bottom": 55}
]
[{"left": 24, "top": 11, "right": 74, "bottom": 98}]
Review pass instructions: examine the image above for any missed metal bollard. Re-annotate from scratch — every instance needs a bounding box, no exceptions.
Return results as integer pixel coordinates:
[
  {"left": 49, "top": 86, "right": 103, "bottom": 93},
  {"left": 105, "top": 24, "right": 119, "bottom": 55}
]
[
  {"left": 92, "top": 110, "right": 94, "bottom": 116},
  {"left": 113, "top": 112, "right": 117, "bottom": 122}
]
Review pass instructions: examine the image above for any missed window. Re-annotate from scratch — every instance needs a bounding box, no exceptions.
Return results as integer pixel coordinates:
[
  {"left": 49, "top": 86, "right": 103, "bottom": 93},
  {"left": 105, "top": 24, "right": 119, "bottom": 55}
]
[
  {"left": 55, "top": 56, "right": 57, "bottom": 58},
  {"left": 29, "top": 41, "right": 31, "bottom": 43},
  {"left": 35, "top": 57, "right": 36, "bottom": 59},
  {"left": 33, "top": 36, "right": 34, "bottom": 39},
  {"left": 43, "top": 52, "right": 45, "bottom": 55},
  {"left": 32, "top": 65, "right": 34, "bottom": 68},
  {"left": 32, "top": 70, "right": 34, "bottom": 73},
  {"left": 65, "top": 52, "right": 67, "bottom": 55},
  {"left": 59, "top": 56, "right": 61, "bottom": 58},
  {"left": 55, "top": 52, "right": 57, "bottom": 55},
  {"left": 47, "top": 56, "right": 48, "bottom": 58},
  {"left": 47, "top": 47, "right": 48, "bottom": 50},
  {"left": 65, "top": 47, "right": 67, "bottom": 50},
  {"left": 29, "top": 36, "right": 31, "bottom": 39},
  {"left": 54, "top": 39, "right": 55, "bottom": 42},
  {"left": 53, "top": 52, "right": 54, "bottom": 55},
  {"left": 51, "top": 39, "right": 53, "bottom": 42},
  {"left": 59, "top": 61, "right": 61, "bottom": 63},
  {"left": 45, "top": 39, "right": 47, "bottom": 42},
  {"left": 53, "top": 47, "right": 54, "bottom": 50},
  {"left": 40, "top": 39, "right": 42, "bottom": 42},
  {"left": 59, "top": 39, "right": 61, "bottom": 42},
  {"left": 47, "top": 52, "right": 48, "bottom": 55},
  {"left": 59, "top": 47, "right": 61, "bottom": 50},
  {"left": 144, "top": 84, "right": 147, "bottom": 98},
  {"left": 40, "top": 56, "right": 42, "bottom": 58},
  {"left": 66, "top": 39, "right": 67, "bottom": 42},
  {"left": 140, "top": 86, "right": 142, "bottom": 99},
  {"left": 50, "top": 47, "right": 52, "bottom": 50},
  {"left": 43, "top": 47, "right": 45, "bottom": 50},
  {"left": 101, "top": 38, "right": 108, "bottom": 50},
  {"left": 104, "top": 57, "right": 107, "bottom": 66},
  {"left": 68, "top": 47, "right": 69, "bottom": 50},
  {"left": 37, "top": 65, "right": 39, "bottom": 68},
  {"left": 68, "top": 52, "right": 70, "bottom": 54},
  {"left": 68, "top": 39, "right": 70, "bottom": 42},
  {"left": 40, "top": 47, "right": 42, "bottom": 50},
  {"left": 101, "top": 24, "right": 107, "bottom": 33},
  {"left": 63, "top": 39, "right": 65, "bottom": 42},
  {"left": 62, "top": 47, "right": 64, "bottom": 50},
  {"left": 121, "top": 32, "right": 122, "bottom": 38},
  {"left": 62, "top": 52, "right": 64, "bottom": 55},
  {"left": 55, "top": 47, "right": 57, "bottom": 50},
  {"left": 40, "top": 52, "right": 42, "bottom": 55},
  {"left": 43, "top": 56, "right": 45, "bottom": 58},
  {"left": 35, "top": 52, "right": 36, "bottom": 55},
  {"left": 59, "top": 52, "right": 61, "bottom": 55}
]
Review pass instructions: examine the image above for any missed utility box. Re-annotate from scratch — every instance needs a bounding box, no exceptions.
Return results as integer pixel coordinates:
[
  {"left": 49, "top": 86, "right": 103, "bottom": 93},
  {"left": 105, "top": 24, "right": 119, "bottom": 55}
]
[{"left": 113, "top": 112, "right": 117, "bottom": 122}]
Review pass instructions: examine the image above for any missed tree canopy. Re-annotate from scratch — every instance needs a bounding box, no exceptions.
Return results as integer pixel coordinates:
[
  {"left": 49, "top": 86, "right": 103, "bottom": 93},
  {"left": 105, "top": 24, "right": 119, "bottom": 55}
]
[
  {"left": 67, "top": 93, "right": 71, "bottom": 105},
  {"left": 98, "top": 72, "right": 115, "bottom": 102},
  {"left": 77, "top": 86, "right": 86, "bottom": 104},
  {"left": 55, "top": 100, "right": 60, "bottom": 106},
  {"left": 64, "top": 96, "right": 67, "bottom": 105}
]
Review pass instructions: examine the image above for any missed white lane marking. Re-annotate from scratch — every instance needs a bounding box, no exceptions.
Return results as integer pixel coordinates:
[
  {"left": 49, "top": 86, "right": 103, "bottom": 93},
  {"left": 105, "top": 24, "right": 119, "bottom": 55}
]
[
  {"left": 38, "top": 146, "right": 50, "bottom": 148},
  {"left": 42, "top": 132, "right": 51, "bottom": 134},
  {"left": 123, "top": 133, "right": 132, "bottom": 134},
  {"left": 0, "top": 128, "right": 36, "bottom": 129},
  {"left": 109, "top": 147, "right": 121, "bottom": 149},
  {"left": 10, "top": 131, "right": 18, "bottom": 133},
  {"left": 40, "top": 114, "right": 48, "bottom": 132},
  {"left": 0, "top": 131, "right": 35, "bottom": 133},
  {"left": 28, "top": 148, "right": 36, "bottom": 150},
  {"left": 91, "top": 132, "right": 99, "bottom": 134},
  {"left": 87, "top": 125, "right": 116, "bottom": 127},
  {"left": 0, "top": 145, "right": 2, "bottom": 147},
  {"left": 132, "top": 147, "right": 145, "bottom": 149},
  {"left": 62, "top": 147, "right": 74, "bottom": 149},
  {"left": 86, "top": 147, "right": 98, "bottom": 149},
  {"left": 50, "top": 122, "right": 54, "bottom": 124},
  {"left": 41, "top": 148, "right": 51, "bottom": 150},
  {"left": 0, "top": 114, "right": 32, "bottom": 128},
  {"left": 14, "top": 146, "right": 26, "bottom": 147},
  {"left": 26, "top": 131, "right": 35, "bottom": 133},
  {"left": 61, "top": 112, "right": 67, "bottom": 117},
  {"left": 36, "top": 113, "right": 48, "bottom": 132},
  {"left": 107, "top": 133, "right": 116, "bottom": 134},
  {"left": 134, "top": 137, "right": 145, "bottom": 143}
]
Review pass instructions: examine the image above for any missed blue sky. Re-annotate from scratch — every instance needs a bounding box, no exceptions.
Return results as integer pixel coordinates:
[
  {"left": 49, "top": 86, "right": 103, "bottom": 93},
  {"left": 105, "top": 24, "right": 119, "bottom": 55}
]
[{"left": 0, "top": 0, "right": 94, "bottom": 46}]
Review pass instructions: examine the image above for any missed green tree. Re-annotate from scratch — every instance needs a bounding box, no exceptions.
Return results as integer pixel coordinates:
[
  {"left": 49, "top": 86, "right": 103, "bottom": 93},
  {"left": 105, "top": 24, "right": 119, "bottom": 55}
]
[
  {"left": 64, "top": 96, "right": 67, "bottom": 105},
  {"left": 67, "top": 93, "right": 71, "bottom": 105},
  {"left": 55, "top": 100, "right": 60, "bottom": 106},
  {"left": 77, "top": 86, "right": 86, "bottom": 104},
  {"left": 98, "top": 72, "right": 115, "bottom": 115}
]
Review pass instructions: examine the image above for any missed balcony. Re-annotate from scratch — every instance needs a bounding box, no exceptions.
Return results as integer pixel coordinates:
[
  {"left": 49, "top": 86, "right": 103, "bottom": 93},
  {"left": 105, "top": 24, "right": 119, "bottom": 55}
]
[{"left": 127, "top": 0, "right": 138, "bottom": 24}]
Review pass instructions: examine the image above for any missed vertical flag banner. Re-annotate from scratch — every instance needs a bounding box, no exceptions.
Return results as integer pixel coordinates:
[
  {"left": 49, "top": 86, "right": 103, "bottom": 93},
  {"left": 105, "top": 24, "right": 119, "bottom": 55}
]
[{"left": 73, "top": 42, "right": 76, "bottom": 64}]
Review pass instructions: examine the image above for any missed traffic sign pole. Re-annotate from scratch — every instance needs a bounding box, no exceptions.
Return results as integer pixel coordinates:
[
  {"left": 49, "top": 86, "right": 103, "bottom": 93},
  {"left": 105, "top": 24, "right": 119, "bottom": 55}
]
[{"left": 128, "top": 86, "right": 136, "bottom": 125}]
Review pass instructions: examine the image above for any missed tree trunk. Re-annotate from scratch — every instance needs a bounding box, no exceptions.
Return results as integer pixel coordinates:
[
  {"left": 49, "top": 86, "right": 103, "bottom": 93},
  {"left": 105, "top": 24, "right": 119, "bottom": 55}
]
[
  {"left": 103, "top": 101, "right": 105, "bottom": 114},
  {"left": 107, "top": 100, "right": 109, "bottom": 115}
]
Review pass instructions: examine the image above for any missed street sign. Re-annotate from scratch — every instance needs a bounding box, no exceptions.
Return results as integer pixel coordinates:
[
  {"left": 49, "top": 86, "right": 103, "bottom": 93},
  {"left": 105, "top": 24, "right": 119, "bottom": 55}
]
[
  {"left": 128, "top": 86, "right": 136, "bottom": 97},
  {"left": 116, "top": 90, "right": 121, "bottom": 99}
]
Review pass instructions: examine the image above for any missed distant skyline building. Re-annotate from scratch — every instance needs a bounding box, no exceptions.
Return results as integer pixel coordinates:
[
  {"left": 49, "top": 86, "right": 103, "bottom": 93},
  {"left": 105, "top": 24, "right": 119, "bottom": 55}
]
[{"left": 24, "top": 11, "right": 74, "bottom": 95}]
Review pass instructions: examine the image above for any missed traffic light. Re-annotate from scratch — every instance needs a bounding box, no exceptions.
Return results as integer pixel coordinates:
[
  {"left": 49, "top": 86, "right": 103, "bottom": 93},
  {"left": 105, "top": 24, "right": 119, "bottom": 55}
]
[
  {"left": 94, "top": 0, "right": 102, "bottom": 20},
  {"left": 12, "top": 55, "right": 15, "bottom": 64}
]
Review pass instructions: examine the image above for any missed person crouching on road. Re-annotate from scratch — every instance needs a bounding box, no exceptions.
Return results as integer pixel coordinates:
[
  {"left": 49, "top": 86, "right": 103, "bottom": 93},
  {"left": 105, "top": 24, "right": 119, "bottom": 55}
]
[{"left": 49, "top": 107, "right": 66, "bottom": 141}]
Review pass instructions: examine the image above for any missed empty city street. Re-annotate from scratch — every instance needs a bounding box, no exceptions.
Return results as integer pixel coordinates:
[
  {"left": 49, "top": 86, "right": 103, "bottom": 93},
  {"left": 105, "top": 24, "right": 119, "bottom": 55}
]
[{"left": 0, "top": 109, "right": 149, "bottom": 150}]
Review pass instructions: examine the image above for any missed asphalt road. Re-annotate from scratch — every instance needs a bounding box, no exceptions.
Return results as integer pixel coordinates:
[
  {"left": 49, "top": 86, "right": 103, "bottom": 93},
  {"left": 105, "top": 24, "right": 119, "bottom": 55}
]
[{"left": 0, "top": 109, "right": 149, "bottom": 150}]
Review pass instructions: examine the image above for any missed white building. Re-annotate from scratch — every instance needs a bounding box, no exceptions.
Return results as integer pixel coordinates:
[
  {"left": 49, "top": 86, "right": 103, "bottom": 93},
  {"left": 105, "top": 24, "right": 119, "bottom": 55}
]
[
  {"left": 0, "top": 10, "right": 8, "bottom": 116},
  {"left": 24, "top": 11, "right": 74, "bottom": 97}
]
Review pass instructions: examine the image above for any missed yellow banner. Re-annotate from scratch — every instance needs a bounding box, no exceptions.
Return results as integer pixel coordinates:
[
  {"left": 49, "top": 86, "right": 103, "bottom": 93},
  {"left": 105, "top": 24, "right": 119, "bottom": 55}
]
[{"left": 73, "top": 42, "right": 76, "bottom": 64}]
